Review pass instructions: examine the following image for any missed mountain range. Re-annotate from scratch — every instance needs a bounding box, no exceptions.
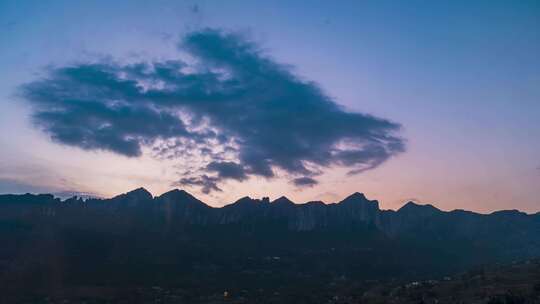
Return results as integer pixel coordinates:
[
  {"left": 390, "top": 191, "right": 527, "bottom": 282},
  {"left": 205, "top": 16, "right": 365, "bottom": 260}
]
[
  {"left": 1, "top": 188, "right": 540, "bottom": 301},
  {"left": 2, "top": 187, "right": 538, "bottom": 237}
]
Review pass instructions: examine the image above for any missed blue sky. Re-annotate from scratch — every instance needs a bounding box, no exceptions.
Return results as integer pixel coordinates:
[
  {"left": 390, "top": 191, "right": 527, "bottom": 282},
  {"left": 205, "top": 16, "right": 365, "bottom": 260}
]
[{"left": 1, "top": 0, "right": 539, "bottom": 212}]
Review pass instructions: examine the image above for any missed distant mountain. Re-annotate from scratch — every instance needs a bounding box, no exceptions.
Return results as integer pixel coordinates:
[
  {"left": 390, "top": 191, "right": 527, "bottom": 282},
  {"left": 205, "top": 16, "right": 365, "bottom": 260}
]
[
  {"left": 1, "top": 187, "right": 539, "bottom": 241},
  {"left": 1, "top": 188, "right": 540, "bottom": 301},
  {"left": 1, "top": 187, "right": 539, "bottom": 238}
]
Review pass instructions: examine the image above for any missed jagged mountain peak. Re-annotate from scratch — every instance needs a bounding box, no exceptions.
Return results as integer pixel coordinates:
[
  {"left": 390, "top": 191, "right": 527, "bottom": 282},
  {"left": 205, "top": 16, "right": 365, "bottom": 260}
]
[
  {"left": 272, "top": 196, "right": 294, "bottom": 205},
  {"left": 158, "top": 189, "right": 195, "bottom": 199},
  {"left": 398, "top": 201, "right": 441, "bottom": 217},
  {"left": 228, "top": 196, "right": 258, "bottom": 206},
  {"left": 343, "top": 192, "right": 367, "bottom": 200},
  {"left": 349, "top": 192, "right": 368, "bottom": 200},
  {"left": 64, "top": 196, "right": 84, "bottom": 204},
  {"left": 155, "top": 189, "right": 209, "bottom": 208},
  {"left": 113, "top": 187, "right": 153, "bottom": 201},
  {"left": 338, "top": 192, "right": 377, "bottom": 206},
  {"left": 238, "top": 196, "right": 255, "bottom": 202}
]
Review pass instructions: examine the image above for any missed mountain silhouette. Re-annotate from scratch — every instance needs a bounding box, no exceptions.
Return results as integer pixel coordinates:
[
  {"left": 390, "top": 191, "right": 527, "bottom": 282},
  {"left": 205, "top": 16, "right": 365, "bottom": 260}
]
[
  {"left": 1, "top": 187, "right": 540, "bottom": 300},
  {"left": 1, "top": 188, "right": 539, "bottom": 238}
]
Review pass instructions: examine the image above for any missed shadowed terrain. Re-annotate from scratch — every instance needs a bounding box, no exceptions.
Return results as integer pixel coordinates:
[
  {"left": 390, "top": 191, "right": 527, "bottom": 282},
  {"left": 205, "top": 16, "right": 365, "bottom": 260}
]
[{"left": 1, "top": 188, "right": 540, "bottom": 303}]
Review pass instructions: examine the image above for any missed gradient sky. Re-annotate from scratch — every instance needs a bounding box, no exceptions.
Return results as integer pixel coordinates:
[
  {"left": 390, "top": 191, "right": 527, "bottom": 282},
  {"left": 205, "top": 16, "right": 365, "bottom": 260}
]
[{"left": 1, "top": 0, "right": 539, "bottom": 213}]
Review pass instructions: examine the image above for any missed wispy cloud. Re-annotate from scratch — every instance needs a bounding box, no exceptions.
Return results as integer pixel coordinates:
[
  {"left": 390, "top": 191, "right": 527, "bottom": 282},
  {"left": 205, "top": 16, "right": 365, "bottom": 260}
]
[
  {"left": 292, "top": 177, "right": 318, "bottom": 188},
  {"left": 173, "top": 175, "right": 221, "bottom": 194}
]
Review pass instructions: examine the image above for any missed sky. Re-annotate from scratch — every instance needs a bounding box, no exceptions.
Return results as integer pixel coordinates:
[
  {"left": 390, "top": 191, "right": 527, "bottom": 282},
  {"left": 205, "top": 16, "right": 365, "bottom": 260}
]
[{"left": 0, "top": 0, "right": 539, "bottom": 213}]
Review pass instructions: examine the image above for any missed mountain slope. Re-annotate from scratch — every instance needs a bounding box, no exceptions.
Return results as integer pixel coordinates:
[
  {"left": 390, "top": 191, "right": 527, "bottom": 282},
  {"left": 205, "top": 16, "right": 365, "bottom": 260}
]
[{"left": 1, "top": 188, "right": 540, "bottom": 294}]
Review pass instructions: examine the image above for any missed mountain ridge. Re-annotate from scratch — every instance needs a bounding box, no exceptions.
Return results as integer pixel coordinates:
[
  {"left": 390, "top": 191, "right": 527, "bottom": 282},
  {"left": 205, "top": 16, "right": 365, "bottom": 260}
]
[
  {"left": 2, "top": 186, "right": 533, "bottom": 215},
  {"left": 2, "top": 186, "right": 540, "bottom": 292},
  {"left": 2, "top": 187, "right": 539, "bottom": 238}
]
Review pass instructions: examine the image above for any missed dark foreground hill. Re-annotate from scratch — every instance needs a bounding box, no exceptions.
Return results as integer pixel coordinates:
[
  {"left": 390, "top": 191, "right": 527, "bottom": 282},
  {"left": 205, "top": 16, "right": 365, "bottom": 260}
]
[
  {"left": 1, "top": 188, "right": 540, "bottom": 303},
  {"left": 360, "top": 258, "right": 540, "bottom": 304}
]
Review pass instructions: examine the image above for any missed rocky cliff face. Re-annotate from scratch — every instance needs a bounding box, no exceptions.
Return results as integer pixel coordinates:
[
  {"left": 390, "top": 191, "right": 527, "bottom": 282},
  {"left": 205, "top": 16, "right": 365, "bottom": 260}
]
[
  {"left": 2, "top": 188, "right": 540, "bottom": 280},
  {"left": 2, "top": 187, "right": 540, "bottom": 261},
  {"left": 2, "top": 188, "right": 540, "bottom": 302}
]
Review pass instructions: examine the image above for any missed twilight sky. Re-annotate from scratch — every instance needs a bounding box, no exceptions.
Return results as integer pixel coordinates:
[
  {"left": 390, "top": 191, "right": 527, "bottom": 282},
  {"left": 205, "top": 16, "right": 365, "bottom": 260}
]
[{"left": 1, "top": 0, "right": 539, "bottom": 212}]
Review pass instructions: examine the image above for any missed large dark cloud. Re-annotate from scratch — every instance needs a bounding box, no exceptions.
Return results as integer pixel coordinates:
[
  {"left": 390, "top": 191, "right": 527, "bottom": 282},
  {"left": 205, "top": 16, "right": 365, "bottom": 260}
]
[{"left": 20, "top": 28, "right": 405, "bottom": 193}]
